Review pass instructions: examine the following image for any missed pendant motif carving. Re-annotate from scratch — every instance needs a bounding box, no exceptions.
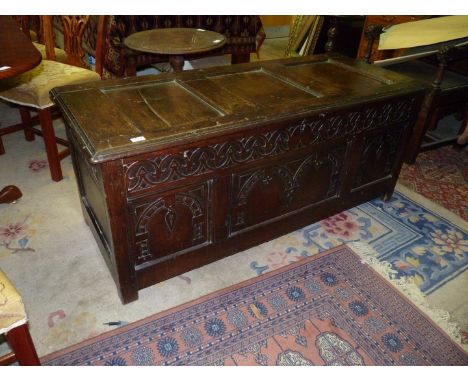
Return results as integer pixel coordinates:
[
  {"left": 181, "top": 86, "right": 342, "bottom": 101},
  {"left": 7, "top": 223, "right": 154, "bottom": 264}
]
[{"left": 132, "top": 182, "right": 211, "bottom": 265}]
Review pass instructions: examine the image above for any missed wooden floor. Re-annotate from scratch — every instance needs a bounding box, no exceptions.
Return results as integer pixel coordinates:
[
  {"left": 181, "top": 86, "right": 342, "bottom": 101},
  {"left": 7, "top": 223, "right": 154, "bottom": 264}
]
[{"left": 252, "top": 37, "right": 290, "bottom": 62}]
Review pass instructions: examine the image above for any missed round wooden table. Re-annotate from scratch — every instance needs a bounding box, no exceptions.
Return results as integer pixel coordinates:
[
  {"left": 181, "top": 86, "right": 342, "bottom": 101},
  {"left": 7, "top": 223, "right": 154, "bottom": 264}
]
[
  {"left": 124, "top": 28, "right": 226, "bottom": 73},
  {"left": 0, "top": 16, "right": 42, "bottom": 204},
  {"left": 0, "top": 16, "right": 42, "bottom": 80}
]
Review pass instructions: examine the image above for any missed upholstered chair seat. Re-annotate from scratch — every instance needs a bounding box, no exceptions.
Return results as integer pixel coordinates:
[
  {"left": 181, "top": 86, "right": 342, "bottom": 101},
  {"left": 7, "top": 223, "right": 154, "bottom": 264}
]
[
  {"left": 0, "top": 60, "right": 100, "bottom": 109},
  {"left": 0, "top": 15, "right": 106, "bottom": 182},
  {"left": 32, "top": 42, "right": 68, "bottom": 63},
  {"left": 29, "top": 29, "right": 38, "bottom": 42},
  {"left": 0, "top": 269, "right": 27, "bottom": 334},
  {"left": 0, "top": 269, "right": 40, "bottom": 365}
]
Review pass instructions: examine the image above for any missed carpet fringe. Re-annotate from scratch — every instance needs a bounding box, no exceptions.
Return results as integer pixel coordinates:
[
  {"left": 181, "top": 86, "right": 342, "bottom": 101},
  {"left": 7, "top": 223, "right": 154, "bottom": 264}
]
[{"left": 348, "top": 241, "right": 464, "bottom": 347}]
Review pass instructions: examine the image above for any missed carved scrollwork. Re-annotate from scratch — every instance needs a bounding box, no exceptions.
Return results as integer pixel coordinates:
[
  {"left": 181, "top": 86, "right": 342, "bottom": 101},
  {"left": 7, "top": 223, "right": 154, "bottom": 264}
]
[
  {"left": 124, "top": 98, "right": 415, "bottom": 193},
  {"left": 125, "top": 129, "right": 291, "bottom": 192}
]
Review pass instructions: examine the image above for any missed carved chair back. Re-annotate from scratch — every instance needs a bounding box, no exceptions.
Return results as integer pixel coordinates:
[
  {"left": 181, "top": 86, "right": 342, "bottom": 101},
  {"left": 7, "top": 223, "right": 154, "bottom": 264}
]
[{"left": 41, "top": 15, "right": 106, "bottom": 76}]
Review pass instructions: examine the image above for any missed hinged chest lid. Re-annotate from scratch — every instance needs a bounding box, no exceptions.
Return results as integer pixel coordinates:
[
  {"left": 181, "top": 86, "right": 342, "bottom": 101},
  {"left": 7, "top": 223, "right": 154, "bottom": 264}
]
[{"left": 51, "top": 54, "right": 426, "bottom": 163}]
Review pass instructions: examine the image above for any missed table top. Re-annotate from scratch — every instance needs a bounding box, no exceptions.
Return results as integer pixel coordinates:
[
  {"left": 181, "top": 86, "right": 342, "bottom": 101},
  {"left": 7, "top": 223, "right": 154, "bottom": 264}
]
[
  {"left": 0, "top": 16, "right": 42, "bottom": 80},
  {"left": 124, "top": 28, "right": 226, "bottom": 55}
]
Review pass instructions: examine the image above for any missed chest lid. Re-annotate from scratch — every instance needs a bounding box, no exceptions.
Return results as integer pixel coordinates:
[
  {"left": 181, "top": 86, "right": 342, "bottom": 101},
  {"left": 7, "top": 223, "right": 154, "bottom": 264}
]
[{"left": 51, "top": 54, "right": 426, "bottom": 163}]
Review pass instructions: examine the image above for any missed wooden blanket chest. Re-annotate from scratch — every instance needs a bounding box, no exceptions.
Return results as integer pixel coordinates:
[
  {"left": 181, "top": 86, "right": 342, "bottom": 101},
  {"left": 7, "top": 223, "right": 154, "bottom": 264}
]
[{"left": 51, "top": 54, "right": 426, "bottom": 303}]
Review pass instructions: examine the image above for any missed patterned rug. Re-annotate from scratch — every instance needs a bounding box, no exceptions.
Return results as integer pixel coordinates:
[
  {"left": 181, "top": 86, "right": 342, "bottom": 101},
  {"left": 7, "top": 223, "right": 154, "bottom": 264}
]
[
  {"left": 41, "top": 245, "right": 468, "bottom": 366},
  {"left": 288, "top": 184, "right": 468, "bottom": 295},
  {"left": 399, "top": 146, "right": 468, "bottom": 221}
]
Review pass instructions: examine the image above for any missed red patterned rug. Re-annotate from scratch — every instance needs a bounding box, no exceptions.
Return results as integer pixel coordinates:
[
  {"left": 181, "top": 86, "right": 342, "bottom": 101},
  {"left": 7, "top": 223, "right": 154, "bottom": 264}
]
[
  {"left": 41, "top": 245, "right": 467, "bottom": 366},
  {"left": 399, "top": 146, "right": 468, "bottom": 221}
]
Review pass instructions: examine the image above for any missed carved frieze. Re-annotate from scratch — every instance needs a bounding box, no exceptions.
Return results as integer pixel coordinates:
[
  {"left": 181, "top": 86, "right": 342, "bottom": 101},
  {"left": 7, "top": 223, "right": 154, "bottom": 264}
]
[{"left": 124, "top": 98, "right": 415, "bottom": 193}]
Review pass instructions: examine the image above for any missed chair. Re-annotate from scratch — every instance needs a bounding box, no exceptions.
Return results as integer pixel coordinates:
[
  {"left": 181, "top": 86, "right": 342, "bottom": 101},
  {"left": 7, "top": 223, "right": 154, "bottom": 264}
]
[
  {"left": 13, "top": 16, "right": 69, "bottom": 68},
  {"left": 0, "top": 269, "right": 40, "bottom": 366},
  {"left": 13, "top": 15, "right": 41, "bottom": 42},
  {"left": 363, "top": 17, "right": 468, "bottom": 164},
  {"left": 0, "top": 16, "right": 106, "bottom": 181}
]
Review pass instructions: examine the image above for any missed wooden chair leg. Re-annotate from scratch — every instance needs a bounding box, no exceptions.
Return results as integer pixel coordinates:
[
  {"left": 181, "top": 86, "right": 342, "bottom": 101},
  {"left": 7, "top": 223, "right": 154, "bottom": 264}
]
[
  {"left": 404, "top": 92, "right": 434, "bottom": 164},
  {"left": 5, "top": 324, "right": 41, "bottom": 365},
  {"left": 404, "top": 118, "right": 427, "bottom": 164},
  {"left": 0, "top": 136, "right": 4, "bottom": 155},
  {"left": 38, "top": 107, "right": 63, "bottom": 181},
  {"left": 19, "top": 106, "right": 35, "bottom": 141}
]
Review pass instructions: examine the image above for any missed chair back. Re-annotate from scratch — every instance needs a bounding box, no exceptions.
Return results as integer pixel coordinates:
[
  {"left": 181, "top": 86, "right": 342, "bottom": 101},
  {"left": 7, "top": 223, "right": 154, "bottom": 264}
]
[
  {"left": 13, "top": 16, "right": 41, "bottom": 41},
  {"left": 41, "top": 15, "right": 107, "bottom": 77}
]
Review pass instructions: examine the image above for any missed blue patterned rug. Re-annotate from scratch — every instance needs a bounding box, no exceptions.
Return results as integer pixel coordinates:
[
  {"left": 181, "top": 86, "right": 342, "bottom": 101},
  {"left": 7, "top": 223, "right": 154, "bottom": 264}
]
[{"left": 249, "top": 189, "right": 467, "bottom": 295}]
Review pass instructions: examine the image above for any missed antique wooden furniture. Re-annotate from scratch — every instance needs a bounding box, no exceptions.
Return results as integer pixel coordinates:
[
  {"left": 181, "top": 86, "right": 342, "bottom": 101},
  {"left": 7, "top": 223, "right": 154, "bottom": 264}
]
[
  {"left": 124, "top": 28, "right": 226, "bottom": 73},
  {"left": 0, "top": 16, "right": 106, "bottom": 182},
  {"left": 0, "top": 186, "right": 22, "bottom": 204},
  {"left": 13, "top": 15, "right": 41, "bottom": 41},
  {"left": 51, "top": 54, "right": 426, "bottom": 304},
  {"left": 0, "top": 17, "right": 42, "bottom": 80},
  {"left": 363, "top": 17, "right": 468, "bottom": 163},
  {"left": 0, "top": 16, "right": 42, "bottom": 204},
  {"left": 0, "top": 269, "right": 40, "bottom": 366},
  {"left": 321, "top": 16, "right": 365, "bottom": 57},
  {"left": 13, "top": 15, "right": 68, "bottom": 63},
  {"left": 356, "top": 16, "right": 427, "bottom": 63},
  {"left": 81, "top": 16, "right": 262, "bottom": 77}
]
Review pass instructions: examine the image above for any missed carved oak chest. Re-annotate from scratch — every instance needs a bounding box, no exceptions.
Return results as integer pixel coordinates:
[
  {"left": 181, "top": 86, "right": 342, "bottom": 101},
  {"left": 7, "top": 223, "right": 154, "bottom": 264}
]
[{"left": 51, "top": 54, "right": 426, "bottom": 303}]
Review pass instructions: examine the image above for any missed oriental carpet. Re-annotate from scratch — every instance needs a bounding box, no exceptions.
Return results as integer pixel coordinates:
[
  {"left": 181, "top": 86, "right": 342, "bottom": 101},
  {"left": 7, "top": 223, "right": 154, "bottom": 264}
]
[
  {"left": 399, "top": 145, "right": 468, "bottom": 221},
  {"left": 42, "top": 245, "right": 468, "bottom": 366}
]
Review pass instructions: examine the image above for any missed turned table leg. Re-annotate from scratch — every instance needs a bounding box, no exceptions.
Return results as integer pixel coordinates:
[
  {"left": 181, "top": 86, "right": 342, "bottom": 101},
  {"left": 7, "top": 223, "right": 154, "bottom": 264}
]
[
  {"left": 0, "top": 185, "right": 22, "bottom": 204},
  {"left": 325, "top": 16, "right": 339, "bottom": 53},
  {"left": 169, "top": 55, "right": 185, "bottom": 72}
]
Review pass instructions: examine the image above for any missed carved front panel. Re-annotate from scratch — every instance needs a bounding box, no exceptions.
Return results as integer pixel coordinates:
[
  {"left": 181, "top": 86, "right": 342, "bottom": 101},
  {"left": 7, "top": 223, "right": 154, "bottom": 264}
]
[
  {"left": 352, "top": 126, "right": 405, "bottom": 189},
  {"left": 228, "top": 146, "right": 346, "bottom": 236},
  {"left": 129, "top": 181, "right": 212, "bottom": 266},
  {"left": 123, "top": 98, "right": 416, "bottom": 195}
]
